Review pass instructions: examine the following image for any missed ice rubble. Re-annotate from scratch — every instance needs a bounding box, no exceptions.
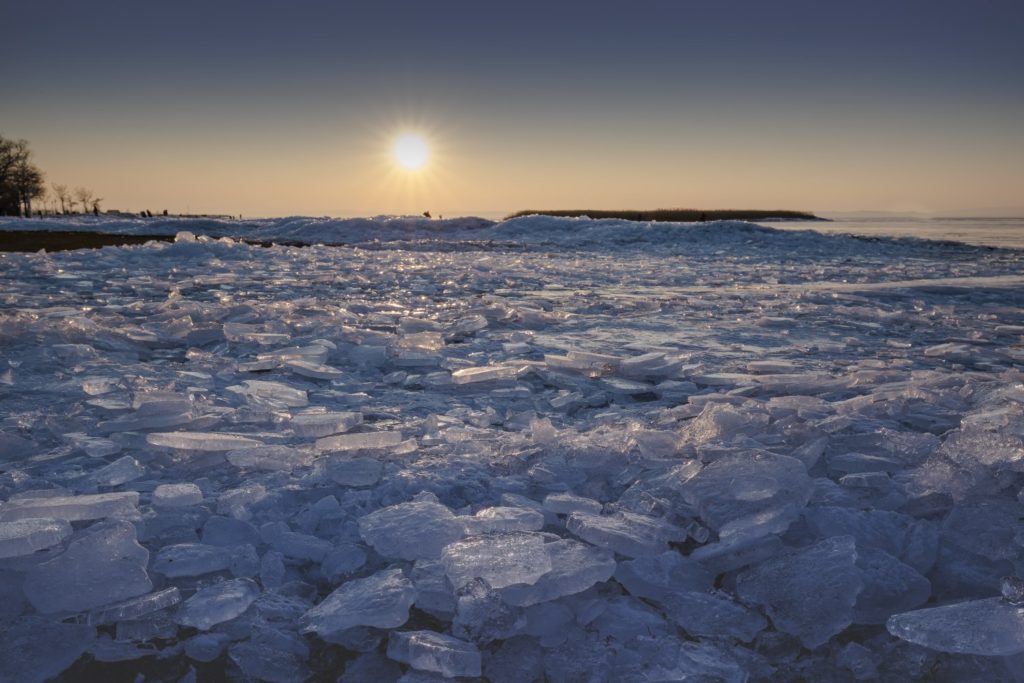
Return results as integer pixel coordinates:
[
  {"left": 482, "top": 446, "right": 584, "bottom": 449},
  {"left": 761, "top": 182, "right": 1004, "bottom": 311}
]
[{"left": 1, "top": 216, "right": 1024, "bottom": 680}]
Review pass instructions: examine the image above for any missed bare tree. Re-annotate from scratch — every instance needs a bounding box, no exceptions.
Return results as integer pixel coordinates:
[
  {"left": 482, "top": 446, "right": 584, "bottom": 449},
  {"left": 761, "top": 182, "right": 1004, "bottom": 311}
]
[
  {"left": 52, "top": 183, "right": 69, "bottom": 214},
  {"left": 0, "top": 136, "right": 32, "bottom": 216},
  {"left": 34, "top": 186, "right": 49, "bottom": 215},
  {"left": 74, "top": 187, "right": 94, "bottom": 215},
  {"left": 90, "top": 197, "right": 103, "bottom": 215},
  {"left": 11, "top": 158, "right": 45, "bottom": 216}
]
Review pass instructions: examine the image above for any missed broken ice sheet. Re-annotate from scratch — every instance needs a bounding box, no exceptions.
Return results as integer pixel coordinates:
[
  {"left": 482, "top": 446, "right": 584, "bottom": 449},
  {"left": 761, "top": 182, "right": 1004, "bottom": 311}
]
[
  {"left": 442, "top": 532, "right": 552, "bottom": 590},
  {"left": 359, "top": 499, "right": 465, "bottom": 560},
  {"left": 500, "top": 539, "right": 616, "bottom": 607},
  {"left": 0, "top": 491, "right": 139, "bottom": 522},
  {"left": 291, "top": 411, "right": 362, "bottom": 438},
  {"left": 226, "top": 445, "right": 310, "bottom": 471},
  {"left": 451, "top": 364, "right": 524, "bottom": 385},
  {"left": 147, "top": 431, "right": 263, "bottom": 452},
  {"left": 735, "top": 535, "right": 862, "bottom": 649},
  {"left": 887, "top": 596, "right": 1024, "bottom": 656},
  {"left": 175, "top": 578, "right": 261, "bottom": 630},
  {"left": 24, "top": 520, "right": 152, "bottom": 614},
  {"left": 87, "top": 587, "right": 182, "bottom": 625},
  {"left": 0, "top": 517, "right": 72, "bottom": 558},
  {"left": 226, "top": 379, "right": 308, "bottom": 408},
  {"left": 566, "top": 510, "right": 685, "bottom": 558},
  {"left": 387, "top": 630, "right": 482, "bottom": 678},
  {"left": 300, "top": 568, "right": 416, "bottom": 637}
]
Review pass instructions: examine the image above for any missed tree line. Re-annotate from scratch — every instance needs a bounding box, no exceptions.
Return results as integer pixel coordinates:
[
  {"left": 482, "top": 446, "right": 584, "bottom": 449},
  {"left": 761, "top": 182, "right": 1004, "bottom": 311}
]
[{"left": 0, "top": 135, "right": 102, "bottom": 217}]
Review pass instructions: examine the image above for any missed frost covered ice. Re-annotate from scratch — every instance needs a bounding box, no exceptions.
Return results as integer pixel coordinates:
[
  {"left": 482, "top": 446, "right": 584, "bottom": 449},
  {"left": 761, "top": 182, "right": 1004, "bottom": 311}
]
[{"left": 2, "top": 213, "right": 1024, "bottom": 680}]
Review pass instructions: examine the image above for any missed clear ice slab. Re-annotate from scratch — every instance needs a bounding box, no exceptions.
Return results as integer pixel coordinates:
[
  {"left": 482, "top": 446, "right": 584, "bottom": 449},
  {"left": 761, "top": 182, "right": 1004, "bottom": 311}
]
[
  {"left": 735, "top": 535, "right": 862, "bottom": 649},
  {"left": 441, "top": 532, "right": 552, "bottom": 590},
  {"left": 359, "top": 499, "right": 465, "bottom": 560},
  {"left": 887, "top": 596, "right": 1024, "bottom": 656},
  {"left": 300, "top": 568, "right": 416, "bottom": 637},
  {"left": 387, "top": 630, "right": 482, "bottom": 678},
  {"left": 23, "top": 520, "right": 152, "bottom": 613},
  {"left": 175, "top": 578, "right": 261, "bottom": 630},
  {"left": 0, "top": 518, "right": 72, "bottom": 558},
  {"left": 0, "top": 491, "right": 139, "bottom": 522}
]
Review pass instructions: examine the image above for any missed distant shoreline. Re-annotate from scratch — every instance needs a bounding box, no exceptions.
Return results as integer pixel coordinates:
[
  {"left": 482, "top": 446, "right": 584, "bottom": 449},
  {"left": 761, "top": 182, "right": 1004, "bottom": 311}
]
[{"left": 504, "top": 209, "right": 824, "bottom": 222}]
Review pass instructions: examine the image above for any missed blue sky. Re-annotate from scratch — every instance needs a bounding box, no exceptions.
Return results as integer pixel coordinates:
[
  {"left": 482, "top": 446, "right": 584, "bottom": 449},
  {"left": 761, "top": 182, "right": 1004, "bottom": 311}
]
[{"left": 2, "top": 0, "right": 1022, "bottom": 216}]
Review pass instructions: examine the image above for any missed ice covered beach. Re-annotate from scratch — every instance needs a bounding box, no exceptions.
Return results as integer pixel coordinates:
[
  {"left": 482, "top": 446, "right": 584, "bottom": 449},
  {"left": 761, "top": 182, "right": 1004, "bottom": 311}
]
[{"left": 1, "top": 215, "right": 1024, "bottom": 681}]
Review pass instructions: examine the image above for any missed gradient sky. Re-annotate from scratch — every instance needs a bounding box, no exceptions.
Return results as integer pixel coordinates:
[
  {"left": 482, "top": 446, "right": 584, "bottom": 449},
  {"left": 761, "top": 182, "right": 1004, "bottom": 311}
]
[{"left": 2, "top": 0, "right": 1022, "bottom": 217}]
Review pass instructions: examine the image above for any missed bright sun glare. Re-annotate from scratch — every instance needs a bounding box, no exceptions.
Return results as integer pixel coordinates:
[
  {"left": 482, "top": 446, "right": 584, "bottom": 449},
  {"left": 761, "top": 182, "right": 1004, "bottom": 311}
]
[{"left": 393, "top": 133, "right": 429, "bottom": 170}]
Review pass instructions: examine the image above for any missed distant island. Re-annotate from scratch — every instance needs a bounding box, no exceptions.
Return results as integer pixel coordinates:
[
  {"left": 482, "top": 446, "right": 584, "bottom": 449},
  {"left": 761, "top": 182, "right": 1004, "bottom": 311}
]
[{"left": 505, "top": 208, "right": 824, "bottom": 222}]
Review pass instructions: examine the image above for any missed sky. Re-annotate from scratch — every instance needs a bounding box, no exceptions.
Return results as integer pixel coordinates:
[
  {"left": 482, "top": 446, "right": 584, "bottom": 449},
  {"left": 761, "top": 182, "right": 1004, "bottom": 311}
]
[{"left": 1, "top": 0, "right": 1022, "bottom": 218}]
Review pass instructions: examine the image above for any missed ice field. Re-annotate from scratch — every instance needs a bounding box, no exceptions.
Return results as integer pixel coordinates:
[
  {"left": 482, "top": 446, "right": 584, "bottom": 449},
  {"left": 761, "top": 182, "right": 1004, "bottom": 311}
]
[{"left": 1, "top": 215, "right": 1024, "bottom": 681}]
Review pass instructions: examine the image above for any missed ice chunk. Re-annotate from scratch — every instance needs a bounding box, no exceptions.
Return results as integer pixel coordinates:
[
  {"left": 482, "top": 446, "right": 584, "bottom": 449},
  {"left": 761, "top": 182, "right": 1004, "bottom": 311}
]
[
  {"left": 853, "top": 547, "right": 931, "bottom": 624},
  {"left": 660, "top": 590, "right": 767, "bottom": 642},
  {"left": 500, "top": 539, "right": 616, "bottom": 607},
  {"left": 87, "top": 587, "right": 182, "bottom": 625},
  {"left": 451, "top": 364, "right": 523, "bottom": 385},
  {"left": 887, "top": 597, "right": 1024, "bottom": 656},
  {"left": 292, "top": 411, "right": 363, "bottom": 438},
  {"left": 359, "top": 500, "right": 465, "bottom": 560},
  {"left": 566, "top": 511, "right": 684, "bottom": 557},
  {"left": 543, "top": 492, "right": 602, "bottom": 516},
  {"left": 285, "top": 358, "right": 344, "bottom": 380},
  {"left": 24, "top": 520, "right": 152, "bottom": 613},
  {"left": 323, "top": 456, "right": 384, "bottom": 487},
  {"left": 217, "top": 484, "right": 267, "bottom": 516},
  {"left": 185, "top": 632, "right": 230, "bottom": 662},
  {"left": 226, "top": 379, "right": 308, "bottom": 408},
  {"left": 457, "top": 578, "right": 525, "bottom": 644},
  {"left": 0, "top": 518, "right": 72, "bottom": 558},
  {"left": 615, "top": 551, "right": 714, "bottom": 600},
  {"left": 153, "top": 543, "right": 233, "bottom": 577},
  {"left": 65, "top": 432, "right": 121, "bottom": 458},
  {"left": 176, "top": 578, "right": 260, "bottom": 630},
  {"left": 147, "top": 431, "right": 263, "bottom": 451},
  {"left": 736, "top": 536, "right": 862, "bottom": 649},
  {"left": 77, "top": 455, "right": 144, "bottom": 488},
  {"left": 682, "top": 402, "right": 769, "bottom": 444},
  {"left": 679, "top": 451, "right": 812, "bottom": 535},
  {"left": 269, "top": 530, "right": 332, "bottom": 562},
  {"left": 442, "top": 532, "right": 552, "bottom": 590},
  {"left": 0, "top": 617, "right": 94, "bottom": 683},
  {"left": 152, "top": 483, "right": 203, "bottom": 507},
  {"left": 387, "top": 630, "right": 482, "bottom": 678},
  {"left": 202, "top": 516, "right": 261, "bottom": 547},
  {"left": 466, "top": 506, "right": 544, "bottom": 534},
  {"left": 316, "top": 430, "right": 403, "bottom": 452},
  {"left": 803, "top": 506, "right": 938, "bottom": 574},
  {"left": 300, "top": 568, "right": 416, "bottom": 637},
  {"left": 321, "top": 543, "right": 368, "bottom": 582},
  {"left": 0, "top": 491, "right": 139, "bottom": 522},
  {"left": 941, "top": 500, "right": 1023, "bottom": 562},
  {"left": 229, "top": 635, "right": 310, "bottom": 682},
  {"left": 411, "top": 559, "right": 457, "bottom": 618},
  {"left": 690, "top": 533, "right": 785, "bottom": 574},
  {"left": 227, "top": 445, "right": 310, "bottom": 471}
]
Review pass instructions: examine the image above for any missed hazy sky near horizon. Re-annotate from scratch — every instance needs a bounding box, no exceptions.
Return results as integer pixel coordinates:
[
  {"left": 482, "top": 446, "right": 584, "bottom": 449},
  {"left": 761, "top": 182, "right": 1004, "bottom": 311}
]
[{"left": 2, "top": 0, "right": 1022, "bottom": 218}]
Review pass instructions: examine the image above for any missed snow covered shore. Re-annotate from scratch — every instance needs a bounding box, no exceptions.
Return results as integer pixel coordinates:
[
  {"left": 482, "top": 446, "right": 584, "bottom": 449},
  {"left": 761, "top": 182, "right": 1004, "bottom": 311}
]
[{"left": 1, "top": 218, "right": 1023, "bottom": 680}]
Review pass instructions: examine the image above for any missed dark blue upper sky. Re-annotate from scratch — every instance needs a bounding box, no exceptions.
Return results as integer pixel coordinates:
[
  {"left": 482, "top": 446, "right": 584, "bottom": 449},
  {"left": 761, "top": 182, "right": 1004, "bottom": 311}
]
[{"left": 2, "top": 0, "right": 1022, "bottom": 216}]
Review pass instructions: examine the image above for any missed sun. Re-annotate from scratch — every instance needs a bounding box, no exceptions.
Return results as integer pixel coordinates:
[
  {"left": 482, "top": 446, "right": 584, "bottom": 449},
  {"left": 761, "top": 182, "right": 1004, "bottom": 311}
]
[{"left": 393, "top": 133, "right": 429, "bottom": 170}]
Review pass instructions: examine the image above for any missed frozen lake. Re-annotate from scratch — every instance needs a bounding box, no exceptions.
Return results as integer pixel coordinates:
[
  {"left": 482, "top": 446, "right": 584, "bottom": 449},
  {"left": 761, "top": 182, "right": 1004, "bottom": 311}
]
[
  {"left": 1, "top": 216, "right": 1023, "bottom": 681},
  {"left": 772, "top": 214, "right": 1024, "bottom": 250}
]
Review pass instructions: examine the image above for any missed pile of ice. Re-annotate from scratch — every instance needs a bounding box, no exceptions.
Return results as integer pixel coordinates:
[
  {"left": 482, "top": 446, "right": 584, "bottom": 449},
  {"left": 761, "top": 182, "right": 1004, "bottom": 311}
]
[{"left": 1, "top": 221, "right": 1023, "bottom": 681}]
